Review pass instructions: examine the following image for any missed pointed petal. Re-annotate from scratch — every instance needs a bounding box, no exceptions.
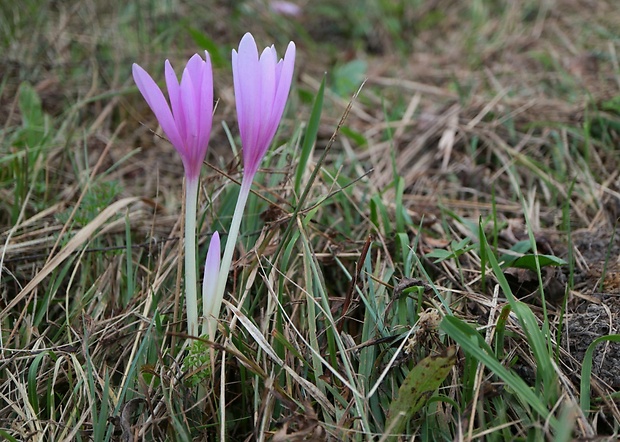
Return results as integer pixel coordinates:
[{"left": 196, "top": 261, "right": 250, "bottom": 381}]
[
  {"left": 202, "top": 231, "right": 221, "bottom": 336},
  {"left": 232, "top": 48, "right": 243, "bottom": 135},
  {"left": 166, "top": 54, "right": 213, "bottom": 179},
  {"left": 272, "top": 41, "right": 296, "bottom": 125},
  {"left": 132, "top": 63, "right": 183, "bottom": 152},
  {"left": 197, "top": 52, "right": 214, "bottom": 168},
  {"left": 262, "top": 41, "right": 296, "bottom": 163},
  {"left": 184, "top": 55, "right": 205, "bottom": 171},
  {"left": 180, "top": 68, "right": 199, "bottom": 178},
  {"left": 164, "top": 60, "right": 186, "bottom": 150},
  {"left": 235, "top": 33, "right": 262, "bottom": 172},
  {"left": 232, "top": 36, "right": 296, "bottom": 180},
  {"left": 185, "top": 53, "right": 204, "bottom": 91},
  {"left": 255, "top": 46, "right": 277, "bottom": 165}
]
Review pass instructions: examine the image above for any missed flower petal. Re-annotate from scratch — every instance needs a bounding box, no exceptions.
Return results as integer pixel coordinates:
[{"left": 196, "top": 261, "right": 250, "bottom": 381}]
[
  {"left": 271, "top": 41, "right": 296, "bottom": 129},
  {"left": 232, "top": 35, "right": 295, "bottom": 180},
  {"left": 164, "top": 60, "right": 186, "bottom": 149},
  {"left": 231, "top": 49, "right": 244, "bottom": 141},
  {"left": 185, "top": 55, "right": 203, "bottom": 171},
  {"left": 235, "top": 33, "right": 261, "bottom": 170},
  {"left": 257, "top": 41, "right": 296, "bottom": 174},
  {"left": 254, "top": 46, "right": 277, "bottom": 168},
  {"left": 202, "top": 231, "right": 221, "bottom": 336},
  {"left": 132, "top": 63, "right": 183, "bottom": 152},
  {"left": 197, "top": 52, "right": 214, "bottom": 170}
]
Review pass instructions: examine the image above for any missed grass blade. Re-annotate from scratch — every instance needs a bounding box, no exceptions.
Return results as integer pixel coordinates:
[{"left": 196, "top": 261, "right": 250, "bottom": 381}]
[
  {"left": 580, "top": 334, "right": 620, "bottom": 416},
  {"left": 441, "top": 315, "right": 552, "bottom": 420},
  {"left": 294, "top": 75, "right": 325, "bottom": 194}
]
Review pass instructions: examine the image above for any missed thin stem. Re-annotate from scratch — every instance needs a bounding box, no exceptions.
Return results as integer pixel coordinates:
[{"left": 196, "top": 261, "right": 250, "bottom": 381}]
[
  {"left": 210, "top": 174, "right": 253, "bottom": 339},
  {"left": 184, "top": 176, "right": 200, "bottom": 336}
]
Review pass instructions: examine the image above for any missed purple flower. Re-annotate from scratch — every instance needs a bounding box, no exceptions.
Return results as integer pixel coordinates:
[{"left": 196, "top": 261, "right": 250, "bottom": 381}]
[
  {"left": 232, "top": 33, "right": 296, "bottom": 179},
  {"left": 270, "top": 1, "right": 302, "bottom": 17},
  {"left": 202, "top": 231, "right": 221, "bottom": 337},
  {"left": 132, "top": 52, "right": 214, "bottom": 182}
]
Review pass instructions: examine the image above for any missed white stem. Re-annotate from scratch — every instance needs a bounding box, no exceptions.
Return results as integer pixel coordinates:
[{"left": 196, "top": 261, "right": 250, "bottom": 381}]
[
  {"left": 184, "top": 177, "right": 199, "bottom": 336},
  {"left": 210, "top": 175, "right": 253, "bottom": 339}
]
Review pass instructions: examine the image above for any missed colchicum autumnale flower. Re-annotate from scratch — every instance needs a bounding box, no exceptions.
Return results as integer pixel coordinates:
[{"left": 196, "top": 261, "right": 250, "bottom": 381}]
[
  {"left": 202, "top": 231, "right": 221, "bottom": 338},
  {"left": 207, "top": 33, "right": 296, "bottom": 340},
  {"left": 232, "top": 33, "right": 296, "bottom": 181},
  {"left": 133, "top": 52, "right": 214, "bottom": 336},
  {"left": 132, "top": 53, "right": 213, "bottom": 182}
]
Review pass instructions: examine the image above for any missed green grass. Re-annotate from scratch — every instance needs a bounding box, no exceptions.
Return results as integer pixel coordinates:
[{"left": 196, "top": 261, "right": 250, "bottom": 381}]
[{"left": 1, "top": 0, "right": 620, "bottom": 440}]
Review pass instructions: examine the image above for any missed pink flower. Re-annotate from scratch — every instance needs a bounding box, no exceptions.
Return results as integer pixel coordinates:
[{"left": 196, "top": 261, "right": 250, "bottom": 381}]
[
  {"left": 132, "top": 52, "right": 214, "bottom": 182},
  {"left": 232, "top": 33, "right": 296, "bottom": 179},
  {"left": 202, "top": 231, "right": 221, "bottom": 337},
  {"left": 270, "top": 1, "right": 302, "bottom": 17}
]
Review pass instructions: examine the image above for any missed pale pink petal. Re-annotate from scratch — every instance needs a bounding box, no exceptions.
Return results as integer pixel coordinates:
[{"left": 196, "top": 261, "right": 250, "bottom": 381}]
[
  {"left": 202, "top": 231, "right": 221, "bottom": 336},
  {"left": 232, "top": 49, "right": 246, "bottom": 140},
  {"left": 184, "top": 55, "right": 204, "bottom": 168},
  {"left": 180, "top": 69, "right": 199, "bottom": 177},
  {"left": 185, "top": 54, "right": 204, "bottom": 92},
  {"left": 132, "top": 63, "right": 183, "bottom": 152},
  {"left": 271, "top": 41, "right": 296, "bottom": 125},
  {"left": 232, "top": 34, "right": 295, "bottom": 179},
  {"left": 197, "top": 52, "right": 214, "bottom": 166},
  {"left": 164, "top": 60, "right": 186, "bottom": 147},
  {"left": 184, "top": 55, "right": 204, "bottom": 151},
  {"left": 262, "top": 42, "right": 295, "bottom": 162},
  {"left": 258, "top": 46, "right": 277, "bottom": 139},
  {"left": 202, "top": 232, "right": 220, "bottom": 312},
  {"left": 236, "top": 33, "right": 261, "bottom": 164},
  {"left": 135, "top": 55, "right": 213, "bottom": 182},
  {"left": 203, "top": 232, "right": 220, "bottom": 294},
  {"left": 270, "top": 1, "right": 302, "bottom": 17}
]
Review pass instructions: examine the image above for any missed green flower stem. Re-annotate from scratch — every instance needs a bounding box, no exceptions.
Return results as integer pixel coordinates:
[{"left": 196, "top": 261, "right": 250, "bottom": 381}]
[
  {"left": 184, "top": 176, "right": 199, "bottom": 336},
  {"left": 210, "top": 175, "right": 253, "bottom": 339}
]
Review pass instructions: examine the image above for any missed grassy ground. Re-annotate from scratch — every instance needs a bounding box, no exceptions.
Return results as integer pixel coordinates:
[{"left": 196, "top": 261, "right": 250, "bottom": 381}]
[{"left": 1, "top": 0, "right": 620, "bottom": 440}]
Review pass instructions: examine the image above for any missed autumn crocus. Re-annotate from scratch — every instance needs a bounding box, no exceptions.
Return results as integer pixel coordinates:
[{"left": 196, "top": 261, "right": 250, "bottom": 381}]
[
  {"left": 133, "top": 52, "right": 214, "bottom": 336},
  {"left": 202, "top": 231, "right": 220, "bottom": 338},
  {"left": 207, "top": 33, "right": 295, "bottom": 339}
]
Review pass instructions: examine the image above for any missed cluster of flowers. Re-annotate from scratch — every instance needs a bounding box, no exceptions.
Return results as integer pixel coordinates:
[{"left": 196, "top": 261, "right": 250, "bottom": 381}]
[{"left": 133, "top": 33, "right": 296, "bottom": 340}]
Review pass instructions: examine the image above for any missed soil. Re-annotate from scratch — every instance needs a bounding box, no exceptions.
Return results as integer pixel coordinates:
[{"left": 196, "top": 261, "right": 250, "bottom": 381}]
[{"left": 565, "top": 229, "right": 620, "bottom": 390}]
